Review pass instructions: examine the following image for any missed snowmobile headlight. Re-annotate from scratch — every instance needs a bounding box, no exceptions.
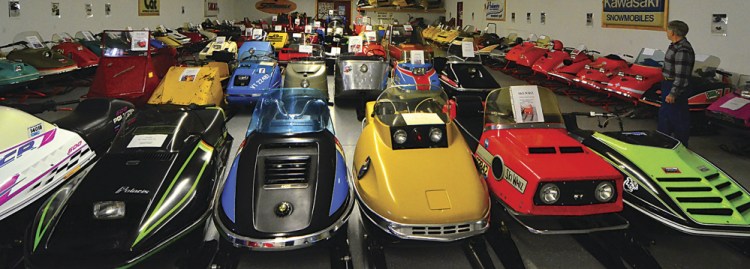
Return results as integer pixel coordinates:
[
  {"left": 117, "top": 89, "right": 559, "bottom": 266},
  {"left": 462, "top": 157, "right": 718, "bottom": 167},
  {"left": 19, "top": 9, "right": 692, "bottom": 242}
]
[
  {"left": 237, "top": 75, "right": 249, "bottom": 81},
  {"left": 594, "top": 182, "right": 615, "bottom": 202},
  {"left": 599, "top": 67, "right": 606, "bottom": 73},
  {"left": 584, "top": 64, "right": 591, "bottom": 70},
  {"left": 429, "top": 127, "right": 443, "bottom": 143},
  {"left": 301, "top": 79, "right": 310, "bottom": 88},
  {"left": 393, "top": 129, "right": 408, "bottom": 144},
  {"left": 617, "top": 71, "right": 625, "bottom": 77},
  {"left": 539, "top": 183, "right": 560, "bottom": 204},
  {"left": 635, "top": 75, "right": 644, "bottom": 81},
  {"left": 741, "top": 90, "right": 750, "bottom": 99},
  {"left": 93, "top": 201, "right": 126, "bottom": 220}
]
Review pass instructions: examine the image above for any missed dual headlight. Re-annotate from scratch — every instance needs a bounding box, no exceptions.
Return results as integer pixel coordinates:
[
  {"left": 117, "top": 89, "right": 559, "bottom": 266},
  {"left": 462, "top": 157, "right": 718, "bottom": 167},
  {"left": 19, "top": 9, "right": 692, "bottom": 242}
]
[
  {"left": 392, "top": 127, "right": 443, "bottom": 145},
  {"left": 538, "top": 181, "right": 615, "bottom": 205}
]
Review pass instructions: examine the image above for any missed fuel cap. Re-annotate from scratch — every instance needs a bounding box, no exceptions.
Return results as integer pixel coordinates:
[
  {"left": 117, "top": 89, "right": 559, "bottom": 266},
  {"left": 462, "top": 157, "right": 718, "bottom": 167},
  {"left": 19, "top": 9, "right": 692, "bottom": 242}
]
[
  {"left": 360, "top": 64, "right": 368, "bottom": 73},
  {"left": 274, "top": 202, "right": 293, "bottom": 217}
]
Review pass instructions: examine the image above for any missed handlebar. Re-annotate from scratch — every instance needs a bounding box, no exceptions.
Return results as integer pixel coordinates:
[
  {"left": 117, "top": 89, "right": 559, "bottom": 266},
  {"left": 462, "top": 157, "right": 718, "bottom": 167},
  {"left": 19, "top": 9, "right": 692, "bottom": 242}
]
[{"left": 567, "top": 111, "right": 619, "bottom": 118}]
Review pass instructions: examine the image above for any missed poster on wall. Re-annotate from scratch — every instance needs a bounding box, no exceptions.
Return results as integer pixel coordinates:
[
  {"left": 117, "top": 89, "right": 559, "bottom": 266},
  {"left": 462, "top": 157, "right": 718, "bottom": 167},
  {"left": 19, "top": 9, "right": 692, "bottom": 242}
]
[
  {"left": 139, "top": 0, "right": 159, "bottom": 16},
  {"left": 205, "top": 1, "right": 219, "bottom": 17},
  {"left": 602, "top": 0, "right": 668, "bottom": 29},
  {"left": 256, "top": 0, "right": 296, "bottom": 14},
  {"left": 485, "top": 0, "right": 505, "bottom": 21},
  {"left": 9, "top": 1, "right": 20, "bottom": 17}
]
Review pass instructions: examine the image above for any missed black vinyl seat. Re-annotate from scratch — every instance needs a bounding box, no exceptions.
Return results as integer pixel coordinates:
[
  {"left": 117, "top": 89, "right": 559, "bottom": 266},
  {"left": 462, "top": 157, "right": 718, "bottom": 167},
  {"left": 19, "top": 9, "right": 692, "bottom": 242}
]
[{"left": 54, "top": 98, "right": 134, "bottom": 155}]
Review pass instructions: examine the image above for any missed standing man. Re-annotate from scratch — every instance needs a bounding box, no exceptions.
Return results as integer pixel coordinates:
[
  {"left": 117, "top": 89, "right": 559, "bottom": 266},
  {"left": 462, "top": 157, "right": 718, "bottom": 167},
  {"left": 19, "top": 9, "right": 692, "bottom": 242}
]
[{"left": 659, "top": 20, "right": 695, "bottom": 147}]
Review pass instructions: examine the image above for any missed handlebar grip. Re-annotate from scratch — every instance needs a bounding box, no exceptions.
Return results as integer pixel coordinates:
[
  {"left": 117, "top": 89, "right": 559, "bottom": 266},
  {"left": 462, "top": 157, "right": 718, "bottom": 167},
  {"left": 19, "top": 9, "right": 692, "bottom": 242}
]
[{"left": 715, "top": 70, "right": 732, "bottom": 77}]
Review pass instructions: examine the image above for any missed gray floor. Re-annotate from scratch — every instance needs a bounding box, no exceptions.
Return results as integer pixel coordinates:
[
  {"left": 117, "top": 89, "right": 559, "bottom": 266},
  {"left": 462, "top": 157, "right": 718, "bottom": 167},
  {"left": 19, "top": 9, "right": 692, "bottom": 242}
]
[{"left": 26, "top": 66, "right": 750, "bottom": 269}]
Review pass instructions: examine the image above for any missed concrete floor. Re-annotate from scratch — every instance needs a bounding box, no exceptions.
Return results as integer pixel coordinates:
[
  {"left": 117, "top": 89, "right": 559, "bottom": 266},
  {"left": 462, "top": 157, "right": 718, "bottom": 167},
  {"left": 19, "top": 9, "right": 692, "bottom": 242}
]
[{"left": 17, "top": 65, "right": 750, "bottom": 269}]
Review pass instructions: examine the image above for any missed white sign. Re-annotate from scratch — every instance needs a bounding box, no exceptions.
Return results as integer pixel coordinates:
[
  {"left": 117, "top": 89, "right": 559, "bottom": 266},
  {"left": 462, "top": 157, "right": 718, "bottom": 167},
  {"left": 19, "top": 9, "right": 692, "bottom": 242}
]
[
  {"left": 272, "top": 15, "right": 278, "bottom": 22},
  {"left": 719, "top": 97, "right": 750, "bottom": 111},
  {"left": 404, "top": 24, "right": 413, "bottom": 31},
  {"left": 299, "top": 44, "right": 313, "bottom": 53},
  {"left": 314, "top": 21, "right": 321, "bottom": 28},
  {"left": 130, "top": 31, "right": 149, "bottom": 51},
  {"left": 245, "top": 28, "right": 253, "bottom": 36},
  {"left": 127, "top": 134, "right": 168, "bottom": 148},
  {"left": 334, "top": 27, "right": 343, "bottom": 35},
  {"left": 642, "top": 48, "right": 656, "bottom": 56},
  {"left": 364, "top": 31, "right": 377, "bottom": 42},
  {"left": 328, "top": 10, "right": 334, "bottom": 16},
  {"left": 402, "top": 113, "right": 444, "bottom": 125},
  {"left": 179, "top": 68, "right": 201, "bottom": 82},
  {"left": 410, "top": 50, "right": 425, "bottom": 65},
  {"left": 304, "top": 25, "right": 312, "bottom": 33},
  {"left": 365, "top": 25, "right": 373, "bottom": 31},
  {"left": 348, "top": 36, "right": 363, "bottom": 53},
  {"left": 293, "top": 33, "right": 302, "bottom": 38},
  {"left": 215, "top": 36, "right": 226, "bottom": 45},
  {"left": 461, "top": 41, "right": 475, "bottom": 58},
  {"left": 509, "top": 85, "right": 545, "bottom": 123},
  {"left": 252, "top": 29, "right": 264, "bottom": 40},
  {"left": 25, "top": 36, "right": 44, "bottom": 49},
  {"left": 274, "top": 25, "right": 282, "bottom": 32},
  {"left": 294, "top": 18, "right": 301, "bottom": 25},
  {"left": 330, "top": 47, "right": 341, "bottom": 56}
]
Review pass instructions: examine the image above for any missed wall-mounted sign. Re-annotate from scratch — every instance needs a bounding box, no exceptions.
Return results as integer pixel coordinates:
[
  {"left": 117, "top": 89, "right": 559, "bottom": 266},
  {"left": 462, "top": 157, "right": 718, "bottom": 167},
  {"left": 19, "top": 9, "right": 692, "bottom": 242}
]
[
  {"left": 85, "top": 3, "right": 93, "bottom": 17},
  {"left": 255, "top": 0, "right": 296, "bottom": 14},
  {"left": 526, "top": 12, "right": 531, "bottom": 24},
  {"left": 105, "top": 3, "right": 111, "bottom": 17},
  {"left": 205, "top": 1, "right": 218, "bottom": 17},
  {"left": 602, "top": 0, "right": 668, "bottom": 30},
  {"left": 139, "top": 0, "right": 159, "bottom": 16},
  {"left": 9, "top": 1, "right": 20, "bottom": 17},
  {"left": 485, "top": 0, "right": 505, "bottom": 21},
  {"left": 52, "top": 2, "right": 60, "bottom": 17},
  {"left": 586, "top": 13, "right": 593, "bottom": 26},
  {"left": 711, "top": 14, "right": 727, "bottom": 36},
  {"left": 540, "top": 12, "right": 545, "bottom": 25}
]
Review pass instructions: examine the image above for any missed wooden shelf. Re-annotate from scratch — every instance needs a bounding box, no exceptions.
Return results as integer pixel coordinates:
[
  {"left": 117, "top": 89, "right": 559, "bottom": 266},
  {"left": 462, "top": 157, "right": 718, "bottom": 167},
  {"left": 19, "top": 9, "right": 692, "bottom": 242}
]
[{"left": 357, "top": 7, "right": 445, "bottom": 14}]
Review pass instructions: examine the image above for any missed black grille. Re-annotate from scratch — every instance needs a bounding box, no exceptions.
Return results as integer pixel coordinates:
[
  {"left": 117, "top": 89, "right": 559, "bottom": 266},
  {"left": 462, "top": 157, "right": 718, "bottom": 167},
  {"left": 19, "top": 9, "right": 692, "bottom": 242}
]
[
  {"left": 559, "top": 146, "right": 584, "bottom": 153},
  {"left": 263, "top": 156, "right": 311, "bottom": 185},
  {"left": 726, "top": 191, "right": 743, "bottom": 201},
  {"left": 716, "top": 182, "right": 731, "bottom": 190},
  {"left": 687, "top": 208, "right": 734, "bottom": 216},
  {"left": 528, "top": 147, "right": 556, "bottom": 154},
  {"left": 676, "top": 197, "right": 723, "bottom": 203},
  {"left": 738, "top": 202, "right": 750, "bottom": 214},
  {"left": 656, "top": 177, "right": 702, "bottom": 182},
  {"left": 666, "top": 187, "right": 712, "bottom": 192},
  {"left": 705, "top": 173, "right": 720, "bottom": 181}
]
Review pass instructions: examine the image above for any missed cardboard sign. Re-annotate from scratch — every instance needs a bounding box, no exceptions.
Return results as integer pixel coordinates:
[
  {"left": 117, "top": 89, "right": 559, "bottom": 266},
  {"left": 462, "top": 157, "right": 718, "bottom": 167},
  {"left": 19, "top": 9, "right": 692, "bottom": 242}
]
[
  {"left": 215, "top": 36, "right": 226, "bottom": 45},
  {"left": 252, "top": 29, "right": 264, "bottom": 40},
  {"left": 293, "top": 33, "right": 302, "bottom": 38},
  {"left": 410, "top": 50, "right": 425, "bottom": 65},
  {"left": 128, "top": 134, "right": 168, "bottom": 148},
  {"left": 25, "top": 36, "right": 44, "bottom": 49},
  {"left": 365, "top": 25, "right": 373, "bottom": 31},
  {"left": 334, "top": 27, "right": 343, "bottom": 35},
  {"left": 509, "top": 85, "right": 545, "bottom": 123},
  {"left": 330, "top": 47, "right": 341, "bottom": 56},
  {"left": 720, "top": 97, "right": 750, "bottom": 110},
  {"left": 130, "top": 31, "right": 149, "bottom": 51},
  {"left": 402, "top": 113, "right": 444, "bottom": 125},
  {"left": 274, "top": 25, "right": 282, "bottom": 31},
  {"left": 461, "top": 41, "right": 475, "bottom": 58},
  {"left": 304, "top": 25, "right": 312, "bottom": 33},
  {"left": 314, "top": 21, "right": 321, "bottom": 28},
  {"left": 299, "top": 44, "right": 313, "bottom": 53},
  {"left": 294, "top": 18, "right": 301, "bottom": 25},
  {"left": 364, "top": 31, "right": 377, "bottom": 42},
  {"left": 245, "top": 28, "right": 253, "bottom": 36},
  {"left": 348, "top": 36, "right": 362, "bottom": 53},
  {"left": 329, "top": 10, "right": 334, "bottom": 16},
  {"left": 404, "top": 24, "right": 413, "bottom": 31},
  {"left": 272, "top": 15, "right": 278, "bottom": 22}
]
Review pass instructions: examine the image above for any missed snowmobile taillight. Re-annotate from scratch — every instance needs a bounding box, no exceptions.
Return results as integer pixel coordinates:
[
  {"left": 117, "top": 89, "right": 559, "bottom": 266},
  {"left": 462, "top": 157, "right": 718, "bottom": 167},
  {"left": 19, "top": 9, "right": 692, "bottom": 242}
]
[
  {"left": 635, "top": 75, "right": 644, "bottom": 81},
  {"left": 93, "top": 201, "right": 126, "bottom": 220}
]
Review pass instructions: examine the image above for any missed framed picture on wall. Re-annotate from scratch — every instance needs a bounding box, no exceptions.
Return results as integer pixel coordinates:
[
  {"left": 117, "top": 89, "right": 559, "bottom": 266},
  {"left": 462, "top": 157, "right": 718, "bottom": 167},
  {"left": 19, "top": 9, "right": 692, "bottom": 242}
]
[
  {"left": 205, "top": 1, "right": 219, "bottom": 17},
  {"left": 139, "top": 0, "right": 159, "bottom": 16},
  {"left": 485, "top": 0, "right": 506, "bottom": 21}
]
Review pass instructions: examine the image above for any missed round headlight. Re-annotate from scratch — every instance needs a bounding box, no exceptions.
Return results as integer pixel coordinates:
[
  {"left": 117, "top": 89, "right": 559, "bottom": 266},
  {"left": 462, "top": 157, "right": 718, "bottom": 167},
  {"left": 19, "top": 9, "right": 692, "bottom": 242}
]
[
  {"left": 595, "top": 182, "right": 615, "bottom": 202},
  {"left": 429, "top": 127, "right": 442, "bottom": 142},
  {"left": 301, "top": 79, "right": 310, "bottom": 88},
  {"left": 393, "top": 129, "right": 407, "bottom": 144},
  {"left": 539, "top": 183, "right": 560, "bottom": 204}
]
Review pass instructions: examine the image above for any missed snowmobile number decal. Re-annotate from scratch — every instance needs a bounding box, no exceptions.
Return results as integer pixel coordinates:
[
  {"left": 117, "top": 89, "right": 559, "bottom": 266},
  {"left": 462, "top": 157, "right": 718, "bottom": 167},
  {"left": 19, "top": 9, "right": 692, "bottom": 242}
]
[
  {"left": 474, "top": 145, "right": 493, "bottom": 179},
  {"left": 0, "top": 129, "right": 56, "bottom": 169},
  {"left": 249, "top": 74, "right": 271, "bottom": 89},
  {"left": 503, "top": 167, "right": 527, "bottom": 194}
]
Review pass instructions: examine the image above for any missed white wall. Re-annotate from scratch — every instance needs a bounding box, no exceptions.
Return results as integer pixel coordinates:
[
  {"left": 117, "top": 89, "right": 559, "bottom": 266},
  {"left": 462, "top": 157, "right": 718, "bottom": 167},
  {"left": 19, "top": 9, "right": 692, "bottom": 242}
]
[
  {"left": 444, "top": 0, "right": 750, "bottom": 76},
  {"left": 0, "top": 0, "right": 234, "bottom": 46}
]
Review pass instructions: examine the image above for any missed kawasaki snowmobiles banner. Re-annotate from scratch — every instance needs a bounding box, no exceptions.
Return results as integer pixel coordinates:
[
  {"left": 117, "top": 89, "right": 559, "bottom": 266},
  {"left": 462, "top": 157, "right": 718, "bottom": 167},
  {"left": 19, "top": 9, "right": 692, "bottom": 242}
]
[{"left": 602, "top": 0, "right": 668, "bottom": 29}]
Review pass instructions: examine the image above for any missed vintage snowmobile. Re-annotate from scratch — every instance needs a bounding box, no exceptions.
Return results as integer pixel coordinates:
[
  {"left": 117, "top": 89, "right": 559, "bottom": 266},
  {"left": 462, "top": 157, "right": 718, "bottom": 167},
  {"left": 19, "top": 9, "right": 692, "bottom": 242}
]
[
  {"left": 50, "top": 33, "right": 99, "bottom": 69},
  {"left": 226, "top": 41, "right": 282, "bottom": 106},
  {"left": 3, "top": 32, "right": 78, "bottom": 76},
  {"left": 437, "top": 39, "right": 500, "bottom": 99}
]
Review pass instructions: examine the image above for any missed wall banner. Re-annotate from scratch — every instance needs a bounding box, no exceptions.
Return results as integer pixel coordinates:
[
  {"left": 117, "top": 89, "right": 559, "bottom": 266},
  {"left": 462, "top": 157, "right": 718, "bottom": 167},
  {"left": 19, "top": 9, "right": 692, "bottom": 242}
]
[
  {"left": 139, "top": 0, "right": 159, "bottom": 16},
  {"left": 602, "top": 0, "right": 668, "bottom": 29},
  {"left": 486, "top": 0, "right": 506, "bottom": 21},
  {"left": 256, "top": 0, "right": 297, "bottom": 14}
]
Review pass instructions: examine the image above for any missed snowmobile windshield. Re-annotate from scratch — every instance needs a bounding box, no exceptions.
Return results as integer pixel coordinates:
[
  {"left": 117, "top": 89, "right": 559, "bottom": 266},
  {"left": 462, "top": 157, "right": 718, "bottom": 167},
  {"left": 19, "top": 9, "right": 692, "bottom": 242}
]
[
  {"left": 13, "top": 31, "right": 46, "bottom": 49},
  {"left": 374, "top": 85, "right": 449, "bottom": 127},
  {"left": 248, "top": 88, "right": 334, "bottom": 135},
  {"left": 446, "top": 39, "right": 480, "bottom": 62},
  {"left": 51, "top": 33, "right": 75, "bottom": 43},
  {"left": 101, "top": 30, "right": 150, "bottom": 57},
  {"left": 238, "top": 42, "right": 274, "bottom": 61},
  {"left": 634, "top": 48, "right": 665, "bottom": 67},
  {"left": 483, "top": 86, "right": 564, "bottom": 129},
  {"left": 75, "top": 31, "right": 98, "bottom": 42},
  {"left": 389, "top": 26, "right": 425, "bottom": 46}
]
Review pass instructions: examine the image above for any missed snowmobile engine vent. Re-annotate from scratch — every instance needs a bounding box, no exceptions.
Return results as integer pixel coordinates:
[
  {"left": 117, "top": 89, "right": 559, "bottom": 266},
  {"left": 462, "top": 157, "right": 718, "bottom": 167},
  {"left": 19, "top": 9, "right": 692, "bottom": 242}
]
[
  {"left": 528, "top": 147, "right": 556, "bottom": 154},
  {"left": 263, "top": 156, "right": 311, "bottom": 185},
  {"left": 559, "top": 146, "right": 584, "bottom": 153},
  {"left": 409, "top": 224, "right": 473, "bottom": 236}
]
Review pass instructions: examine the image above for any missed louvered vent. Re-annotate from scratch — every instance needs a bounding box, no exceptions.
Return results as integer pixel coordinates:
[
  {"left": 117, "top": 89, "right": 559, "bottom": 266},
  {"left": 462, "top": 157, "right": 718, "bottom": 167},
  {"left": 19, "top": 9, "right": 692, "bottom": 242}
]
[
  {"left": 559, "top": 146, "right": 584, "bottom": 153},
  {"left": 263, "top": 156, "right": 311, "bottom": 185},
  {"left": 528, "top": 147, "right": 556, "bottom": 154}
]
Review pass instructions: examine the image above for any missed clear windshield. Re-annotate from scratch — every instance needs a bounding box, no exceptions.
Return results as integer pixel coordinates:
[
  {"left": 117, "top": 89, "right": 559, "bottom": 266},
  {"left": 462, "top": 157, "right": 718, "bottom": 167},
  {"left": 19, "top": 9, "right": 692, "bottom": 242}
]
[
  {"left": 101, "top": 30, "right": 150, "bottom": 57},
  {"left": 446, "top": 37, "right": 480, "bottom": 62},
  {"left": 634, "top": 48, "right": 665, "bottom": 66},
  {"left": 51, "top": 33, "right": 75, "bottom": 43},
  {"left": 484, "top": 86, "right": 563, "bottom": 128},
  {"left": 13, "top": 31, "right": 46, "bottom": 49},
  {"left": 247, "top": 88, "right": 333, "bottom": 135},
  {"left": 238, "top": 41, "right": 274, "bottom": 61},
  {"left": 389, "top": 26, "right": 425, "bottom": 46},
  {"left": 374, "top": 85, "right": 449, "bottom": 127},
  {"left": 75, "top": 31, "right": 98, "bottom": 42}
]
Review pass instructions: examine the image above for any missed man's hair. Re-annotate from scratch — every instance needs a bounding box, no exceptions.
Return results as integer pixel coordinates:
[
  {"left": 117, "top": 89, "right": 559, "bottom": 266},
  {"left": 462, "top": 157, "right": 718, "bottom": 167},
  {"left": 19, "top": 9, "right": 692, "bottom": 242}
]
[{"left": 668, "top": 20, "right": 689, "bottom": 37}]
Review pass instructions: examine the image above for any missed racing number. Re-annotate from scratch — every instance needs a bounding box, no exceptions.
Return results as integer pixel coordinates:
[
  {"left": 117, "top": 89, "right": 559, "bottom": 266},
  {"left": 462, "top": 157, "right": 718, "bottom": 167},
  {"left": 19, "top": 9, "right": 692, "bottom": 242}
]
[{"left": 473, "top": 155, "right": 490, "bottom": 178}]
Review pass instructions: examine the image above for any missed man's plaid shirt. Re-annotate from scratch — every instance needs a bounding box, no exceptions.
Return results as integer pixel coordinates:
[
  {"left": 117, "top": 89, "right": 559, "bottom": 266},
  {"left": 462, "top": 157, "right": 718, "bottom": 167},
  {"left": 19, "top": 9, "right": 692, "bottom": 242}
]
[{"left": 662, "top": 38, "right": 695, "bottom": 99}]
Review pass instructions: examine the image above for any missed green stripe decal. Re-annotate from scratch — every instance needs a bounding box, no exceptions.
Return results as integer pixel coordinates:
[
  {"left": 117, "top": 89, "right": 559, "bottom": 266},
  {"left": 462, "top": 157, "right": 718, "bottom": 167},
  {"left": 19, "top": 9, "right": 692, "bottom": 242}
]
[
  {"left": 132, "top": 141, "right": 214, "bottom": 247},
  {"left": 33, "top": 191, "right": 61, "bottom": 251}
]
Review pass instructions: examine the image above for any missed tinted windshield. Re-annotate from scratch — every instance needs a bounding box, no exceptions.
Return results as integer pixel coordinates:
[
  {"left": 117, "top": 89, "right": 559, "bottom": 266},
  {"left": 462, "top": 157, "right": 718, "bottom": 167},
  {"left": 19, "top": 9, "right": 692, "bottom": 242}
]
[
  {"left": 484, "top": 86, "right": 563, "bottom": 128},
  {"left": 634, "top": 48, "right": 665, "bottom": 66},
  {"left": 238, "top": 41, "right": 274, "bottom": 61},
  {"left": 75, "top": 31, "right": 98, "bottom": 41},
  {"left": 247, "top": 88, "right": 333, "bottom": 135},
  {"left": 446, "top": 38, "right": 480, "bottom": 62},
  {"left": 389, "top": 26, "right": 425, "bottom": 46},
  {"left": 101, "top": 30, "right": 150, "bottom": 57},
  {"left": 374, "top": 85, "right": 449, "bottom": 127},
  {"left": 13, "top": 31, "right": 46, "bottom": 49}
]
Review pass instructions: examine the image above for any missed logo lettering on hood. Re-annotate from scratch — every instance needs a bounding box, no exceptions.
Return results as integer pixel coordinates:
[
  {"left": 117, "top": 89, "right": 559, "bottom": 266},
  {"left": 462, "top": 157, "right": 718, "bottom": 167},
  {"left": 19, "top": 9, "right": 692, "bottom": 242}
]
[{"left": 116, "top": 186, "right": 150, "bottom": 194}]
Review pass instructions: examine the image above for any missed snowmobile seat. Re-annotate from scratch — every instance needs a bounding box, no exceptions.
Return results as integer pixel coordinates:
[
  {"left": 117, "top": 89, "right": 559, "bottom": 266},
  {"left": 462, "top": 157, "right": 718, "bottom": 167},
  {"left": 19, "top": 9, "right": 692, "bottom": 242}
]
[{"left": 54, "top": 98, "right": 134, "bottom": 155}]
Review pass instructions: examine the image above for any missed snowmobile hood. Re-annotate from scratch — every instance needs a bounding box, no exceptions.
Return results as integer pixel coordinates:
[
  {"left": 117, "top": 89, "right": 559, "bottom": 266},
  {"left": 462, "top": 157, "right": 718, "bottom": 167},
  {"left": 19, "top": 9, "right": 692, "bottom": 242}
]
[
  {"left": 0, "top": 59, "right": 40, "bottom": 85},
  {"left": 6, "top": 48, "right": 77, "bottom": 74},
  {"left": 594, "top": 131, "right": 750, "bottom": 226},
  {"left": 147, "top": 63, "right": 228, "bottom": 107}
]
